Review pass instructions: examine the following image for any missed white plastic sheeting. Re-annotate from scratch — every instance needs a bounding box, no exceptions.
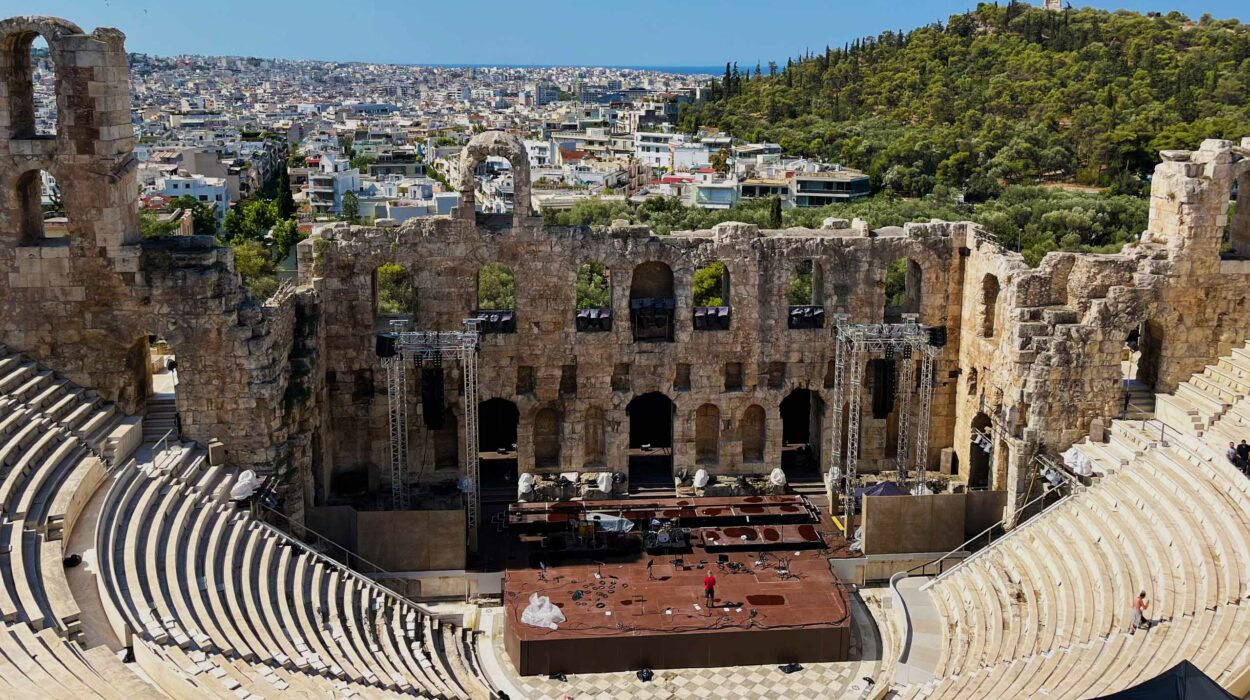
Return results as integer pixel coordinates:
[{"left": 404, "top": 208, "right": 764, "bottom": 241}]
[
  {"left": 586, "top": 512, "right": 634, "bottom": 533},
  {"left": 769, "top": 467, "right": 787, "bottom": 487},
  {"left": 596, "top": 472, "right": 613, "bottom": 492},
  {"left": 229, "top": 470, "right": 259, "bottom": 500},
  {"left": 1063, "top": 445, "right": 1095, "bottom": 477},
  {"left": 693, "top": 469, "right": 710, "bottom": 488},
  {"left": 517, "top": 472, "right": 535, "bottom": 497},
  {"left": 520, "top": 593, "right": 566, "bottom": 630}
]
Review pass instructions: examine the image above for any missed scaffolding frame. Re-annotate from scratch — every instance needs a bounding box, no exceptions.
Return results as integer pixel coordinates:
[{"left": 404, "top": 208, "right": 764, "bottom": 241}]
[
  {"left": 381, "top": 319, "right": 482, "bottom": 548},
  {"left": 829, "top": 318, "right": 938, "bottom": 532}
]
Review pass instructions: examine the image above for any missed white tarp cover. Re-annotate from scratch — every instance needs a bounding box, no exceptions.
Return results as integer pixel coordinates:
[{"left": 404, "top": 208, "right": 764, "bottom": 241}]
[
  {"left": 595, "top": 472, "right": 613, "bottom": 492},
  {"left": 1063, "top": 446, "right": 1094, "bottom": 477},
  {"left": 517, "top": 472, "right": 535, "bottom": 496},
  {"left": 693, "top": 468, "right": 710, "bottom": 488},
  {"left": 586, "top": 512, "right": 634, "bottom": 533},
  {"left": 230, "top": 470, "right": 258, "bottom": 500},
  {"left": 520, "top": 593, "right": 566, "bottom": 630},
  {"left": 769, "top": 467, "right": 787, "bottom": 486}
]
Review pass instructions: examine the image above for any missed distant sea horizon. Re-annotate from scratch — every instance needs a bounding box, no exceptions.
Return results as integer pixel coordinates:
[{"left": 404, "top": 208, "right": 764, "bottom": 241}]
[{"left": 404, "top": 63, "right": 720, "bottom": 76}]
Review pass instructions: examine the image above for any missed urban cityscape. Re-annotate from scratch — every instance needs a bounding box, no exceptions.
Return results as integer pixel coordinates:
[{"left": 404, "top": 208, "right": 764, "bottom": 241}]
[{"left": 4, "top": 1, "right": 1250, "bottom": 699}]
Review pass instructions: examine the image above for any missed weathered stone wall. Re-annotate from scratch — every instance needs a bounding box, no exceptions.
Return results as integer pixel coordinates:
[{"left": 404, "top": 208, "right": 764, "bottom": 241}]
[
  {"left": 305, "top": 214, "right": 965, "bottom": 500},
  {"left": 0, "top": 18, "right": 309, "bottom": 483},
  {"left": 956, "top": 138, "right": 1250, "bottom": 513}
]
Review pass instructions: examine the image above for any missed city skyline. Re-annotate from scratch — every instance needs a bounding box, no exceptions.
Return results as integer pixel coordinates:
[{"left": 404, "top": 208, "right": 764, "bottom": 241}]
[{"left": 13, "top": 0, "right": 1250, "bottom": 68}]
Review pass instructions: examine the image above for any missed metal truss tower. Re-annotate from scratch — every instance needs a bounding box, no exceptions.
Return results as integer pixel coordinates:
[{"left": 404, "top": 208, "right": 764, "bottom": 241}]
[
  {"left": 380, "top": 319, "right": 482, "bottom": 548},
  {"left": 829, "top": 318, "right": 939, "bottom": 533}
]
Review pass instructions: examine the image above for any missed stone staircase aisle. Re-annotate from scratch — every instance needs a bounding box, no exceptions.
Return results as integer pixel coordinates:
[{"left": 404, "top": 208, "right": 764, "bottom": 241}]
[{"left": 143, "top": 395, "right": 177, "bottom": 443}]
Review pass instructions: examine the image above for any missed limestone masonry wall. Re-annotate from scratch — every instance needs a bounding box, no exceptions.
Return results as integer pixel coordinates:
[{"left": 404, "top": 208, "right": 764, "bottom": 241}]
[{"left": 3, "top": 16, "right": 1250, "bottom": 520}]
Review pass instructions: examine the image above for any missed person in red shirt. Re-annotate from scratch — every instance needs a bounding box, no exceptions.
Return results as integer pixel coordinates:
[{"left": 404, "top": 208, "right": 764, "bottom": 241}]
[{"left": 703, "top": 573, "right": 716, "bottom": 606}]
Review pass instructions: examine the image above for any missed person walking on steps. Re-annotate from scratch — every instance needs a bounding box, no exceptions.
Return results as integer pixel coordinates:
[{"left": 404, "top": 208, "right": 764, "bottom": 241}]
[{"left": 1130, "top": 591, "right": 1151, "bottom": 633}]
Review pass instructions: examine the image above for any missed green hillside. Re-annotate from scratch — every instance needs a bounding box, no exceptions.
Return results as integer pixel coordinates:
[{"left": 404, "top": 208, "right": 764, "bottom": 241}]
[{"left": 679, "top": 2, "right": 1250, "bottom": 196}]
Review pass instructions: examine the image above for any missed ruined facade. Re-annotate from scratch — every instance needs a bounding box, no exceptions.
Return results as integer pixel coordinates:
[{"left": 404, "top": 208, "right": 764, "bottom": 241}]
[{"left": 3, "top": 16, "right": 1249, "bottom": 522}]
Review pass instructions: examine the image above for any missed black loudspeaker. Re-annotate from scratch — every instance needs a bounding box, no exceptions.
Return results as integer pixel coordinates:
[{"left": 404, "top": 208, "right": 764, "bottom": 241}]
[
  {"left": 375, "top": 333, "right": 398, "bottom": 358},
  {"left": 872, "top": 359, "right": 896, "bottom": 419},
  {"left": 422, "top": 366, "right": 445, "bottom": 429},
  {"left": 928, "top": 326, "right": 947, "bottom": 348}
]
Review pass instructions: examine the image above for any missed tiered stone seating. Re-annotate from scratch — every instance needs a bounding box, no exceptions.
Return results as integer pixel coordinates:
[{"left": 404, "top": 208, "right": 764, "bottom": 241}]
[
  {"left": 892, "top": 344, "right": 1250, "bottom": 699},
  {"left": 0, "top": 346, "right": 161, "bottom": 699},
  {"left": 95, "top": 441, "right": 497, "bottom": 698}
]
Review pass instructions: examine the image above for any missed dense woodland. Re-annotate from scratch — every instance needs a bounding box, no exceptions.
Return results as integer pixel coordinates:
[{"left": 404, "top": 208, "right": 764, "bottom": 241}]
[
  {"left": 679, "top": 2, "right": 1250, "bottom": 196},
  {"left": 542, "top": 2, "right": 1249, "bottom": 266}
]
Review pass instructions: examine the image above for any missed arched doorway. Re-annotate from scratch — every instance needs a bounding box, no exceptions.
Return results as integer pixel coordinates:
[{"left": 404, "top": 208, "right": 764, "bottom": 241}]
[
  {"left": 741, "top": 405, "right": 765, "bottom": 464},
  {"left": 780, "top": 389, "right": 824, "bottom": 482},
  {"left": 455, "top": 130, "right": 533, "bottom": 226},
  {"left": 479, "top": 398, "right": 519, "bottom": 490},
  {"left": 969, "top": 412, "right": 992, "bottom": 489},
  {"left": 1121, "top": 320, "right": 1164, "bottom": 417},
  {"left": 626, "top": 392, "right": 674, "bottom": 490}
]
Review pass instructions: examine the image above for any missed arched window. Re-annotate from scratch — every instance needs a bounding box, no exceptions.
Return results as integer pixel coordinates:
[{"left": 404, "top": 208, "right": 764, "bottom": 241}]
[
  {"left": 695, "top": 404, "right": 720, "bottom": 465},
  {"left": 533, "top": 407, "right": 560, "bottom": 469},
  {"left": 455, "top": 130, "right": 532, "bottom": 226},
  {"left": 883, "top": 258, "right": 922, "bottom": 322},
  {"left": 477, "top": 263, "right": 516, "bottom": 310},
  {"left": 15, "top": 169, "right": 57, "bottom": 245},
  {"left": 981, "top": 274, "right": 1001, "bottom": 338},
  {"left": 741, "top": 405, "right": 765, "bottom": 463},
  {"left": 373, "top": 263, "right": 416, "bottom": 318},
  {"left": 5, "top": 30, "right": 57, "bottom": 139}
]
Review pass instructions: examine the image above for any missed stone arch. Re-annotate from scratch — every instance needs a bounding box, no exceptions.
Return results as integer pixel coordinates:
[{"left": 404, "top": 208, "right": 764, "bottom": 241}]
[
  {"left": 630, "top": 261, "right": 675, "bottom": 300},
  {"left": 0, "top": 17, "right": 83, "bottom": 140},
  {"left": 694, "top": 403, "right": 720, "bottom": 465},
  {"left": 780, "top": 388, "right": 824, "bottom": 479},
  {"left": 741, "top": 404, "right": 765, "bottom": 463},
  {"left": 455, "top": 130, "right": 532, "bottom": 225},
  {"left": 13, "top": 168, "right": 53, "bottom": 245},
  {"left": 980, "top": 274, "right": 1001, "bottom": 338},
  {"left": 533, "top": 406, "right": 560, "bottom": 469},
  {"left": 883, "top": 257, "right": 922, "bottom": 323},
  {"left": 583, "top": 406, "right": 606, "bottom": 468}
]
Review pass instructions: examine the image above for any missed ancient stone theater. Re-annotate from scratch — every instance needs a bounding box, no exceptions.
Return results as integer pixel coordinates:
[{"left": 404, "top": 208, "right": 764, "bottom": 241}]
[{"left": 0, "top": 14, "right": 1248, "bottom": 700}]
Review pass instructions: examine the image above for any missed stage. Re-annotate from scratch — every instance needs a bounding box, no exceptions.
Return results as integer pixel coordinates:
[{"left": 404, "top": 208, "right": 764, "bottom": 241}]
[{"left": 501, "top": 496, "right": 852, "bottom": 676}]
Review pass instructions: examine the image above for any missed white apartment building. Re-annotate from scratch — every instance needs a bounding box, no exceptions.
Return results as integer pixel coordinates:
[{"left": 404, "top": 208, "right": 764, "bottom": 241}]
[
  {"left": 308, "top": 152, "right": 361, "bottom": 215},
  {"left": 156, "top": 172, "right": 230, "bottom": 221}
]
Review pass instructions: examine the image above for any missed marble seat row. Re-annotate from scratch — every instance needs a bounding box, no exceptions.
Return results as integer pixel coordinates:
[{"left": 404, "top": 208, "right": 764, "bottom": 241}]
[
  {"left": 95, "top": 442, "right": 497, "bottom": 698},
  {"left": 0, "top": 346, "right": 166, "bottom": 698},
  {"left": 892, "top": 343, "right": 1250, "bottom": 699}
]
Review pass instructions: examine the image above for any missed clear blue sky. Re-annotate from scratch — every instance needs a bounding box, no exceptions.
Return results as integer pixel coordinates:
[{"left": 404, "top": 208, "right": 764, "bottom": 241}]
[{"left": 11, "top": 0, "right": 1250, "bottom": 67}]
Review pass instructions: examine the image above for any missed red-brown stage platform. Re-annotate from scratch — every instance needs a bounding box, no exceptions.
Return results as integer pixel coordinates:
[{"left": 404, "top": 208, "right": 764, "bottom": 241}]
[{"left": 502, "top": 496, "right": 851, "bottom": 676}]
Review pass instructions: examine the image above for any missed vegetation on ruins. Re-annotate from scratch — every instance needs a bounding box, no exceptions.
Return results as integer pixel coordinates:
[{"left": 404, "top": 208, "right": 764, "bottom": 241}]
[
  {"left": 543, "top": 186, "right": 1147, "bottom": 266},
  {"left": 680, "top": 4, "right": 1250, "bottom": 194},
  {"left": 376, "top": 263, "right": 416, "bottom": 315},
  {"left": 477, "top": 262, "right": 517, "bottom": 310},
  {"left": 692, "top": 261, "right": 728, "bottom": 307},
  {"left": 575, "top": 261, "right": 612, "bottom": 309}
]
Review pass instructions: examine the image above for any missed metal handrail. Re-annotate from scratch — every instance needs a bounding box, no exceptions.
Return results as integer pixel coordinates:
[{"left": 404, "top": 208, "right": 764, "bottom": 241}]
[
  {"left": 255, "top": 504, "right": 451, "bottom": 621},
  {"left": 904, "top": 454, "right": 1082, "bottom": 585}
]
